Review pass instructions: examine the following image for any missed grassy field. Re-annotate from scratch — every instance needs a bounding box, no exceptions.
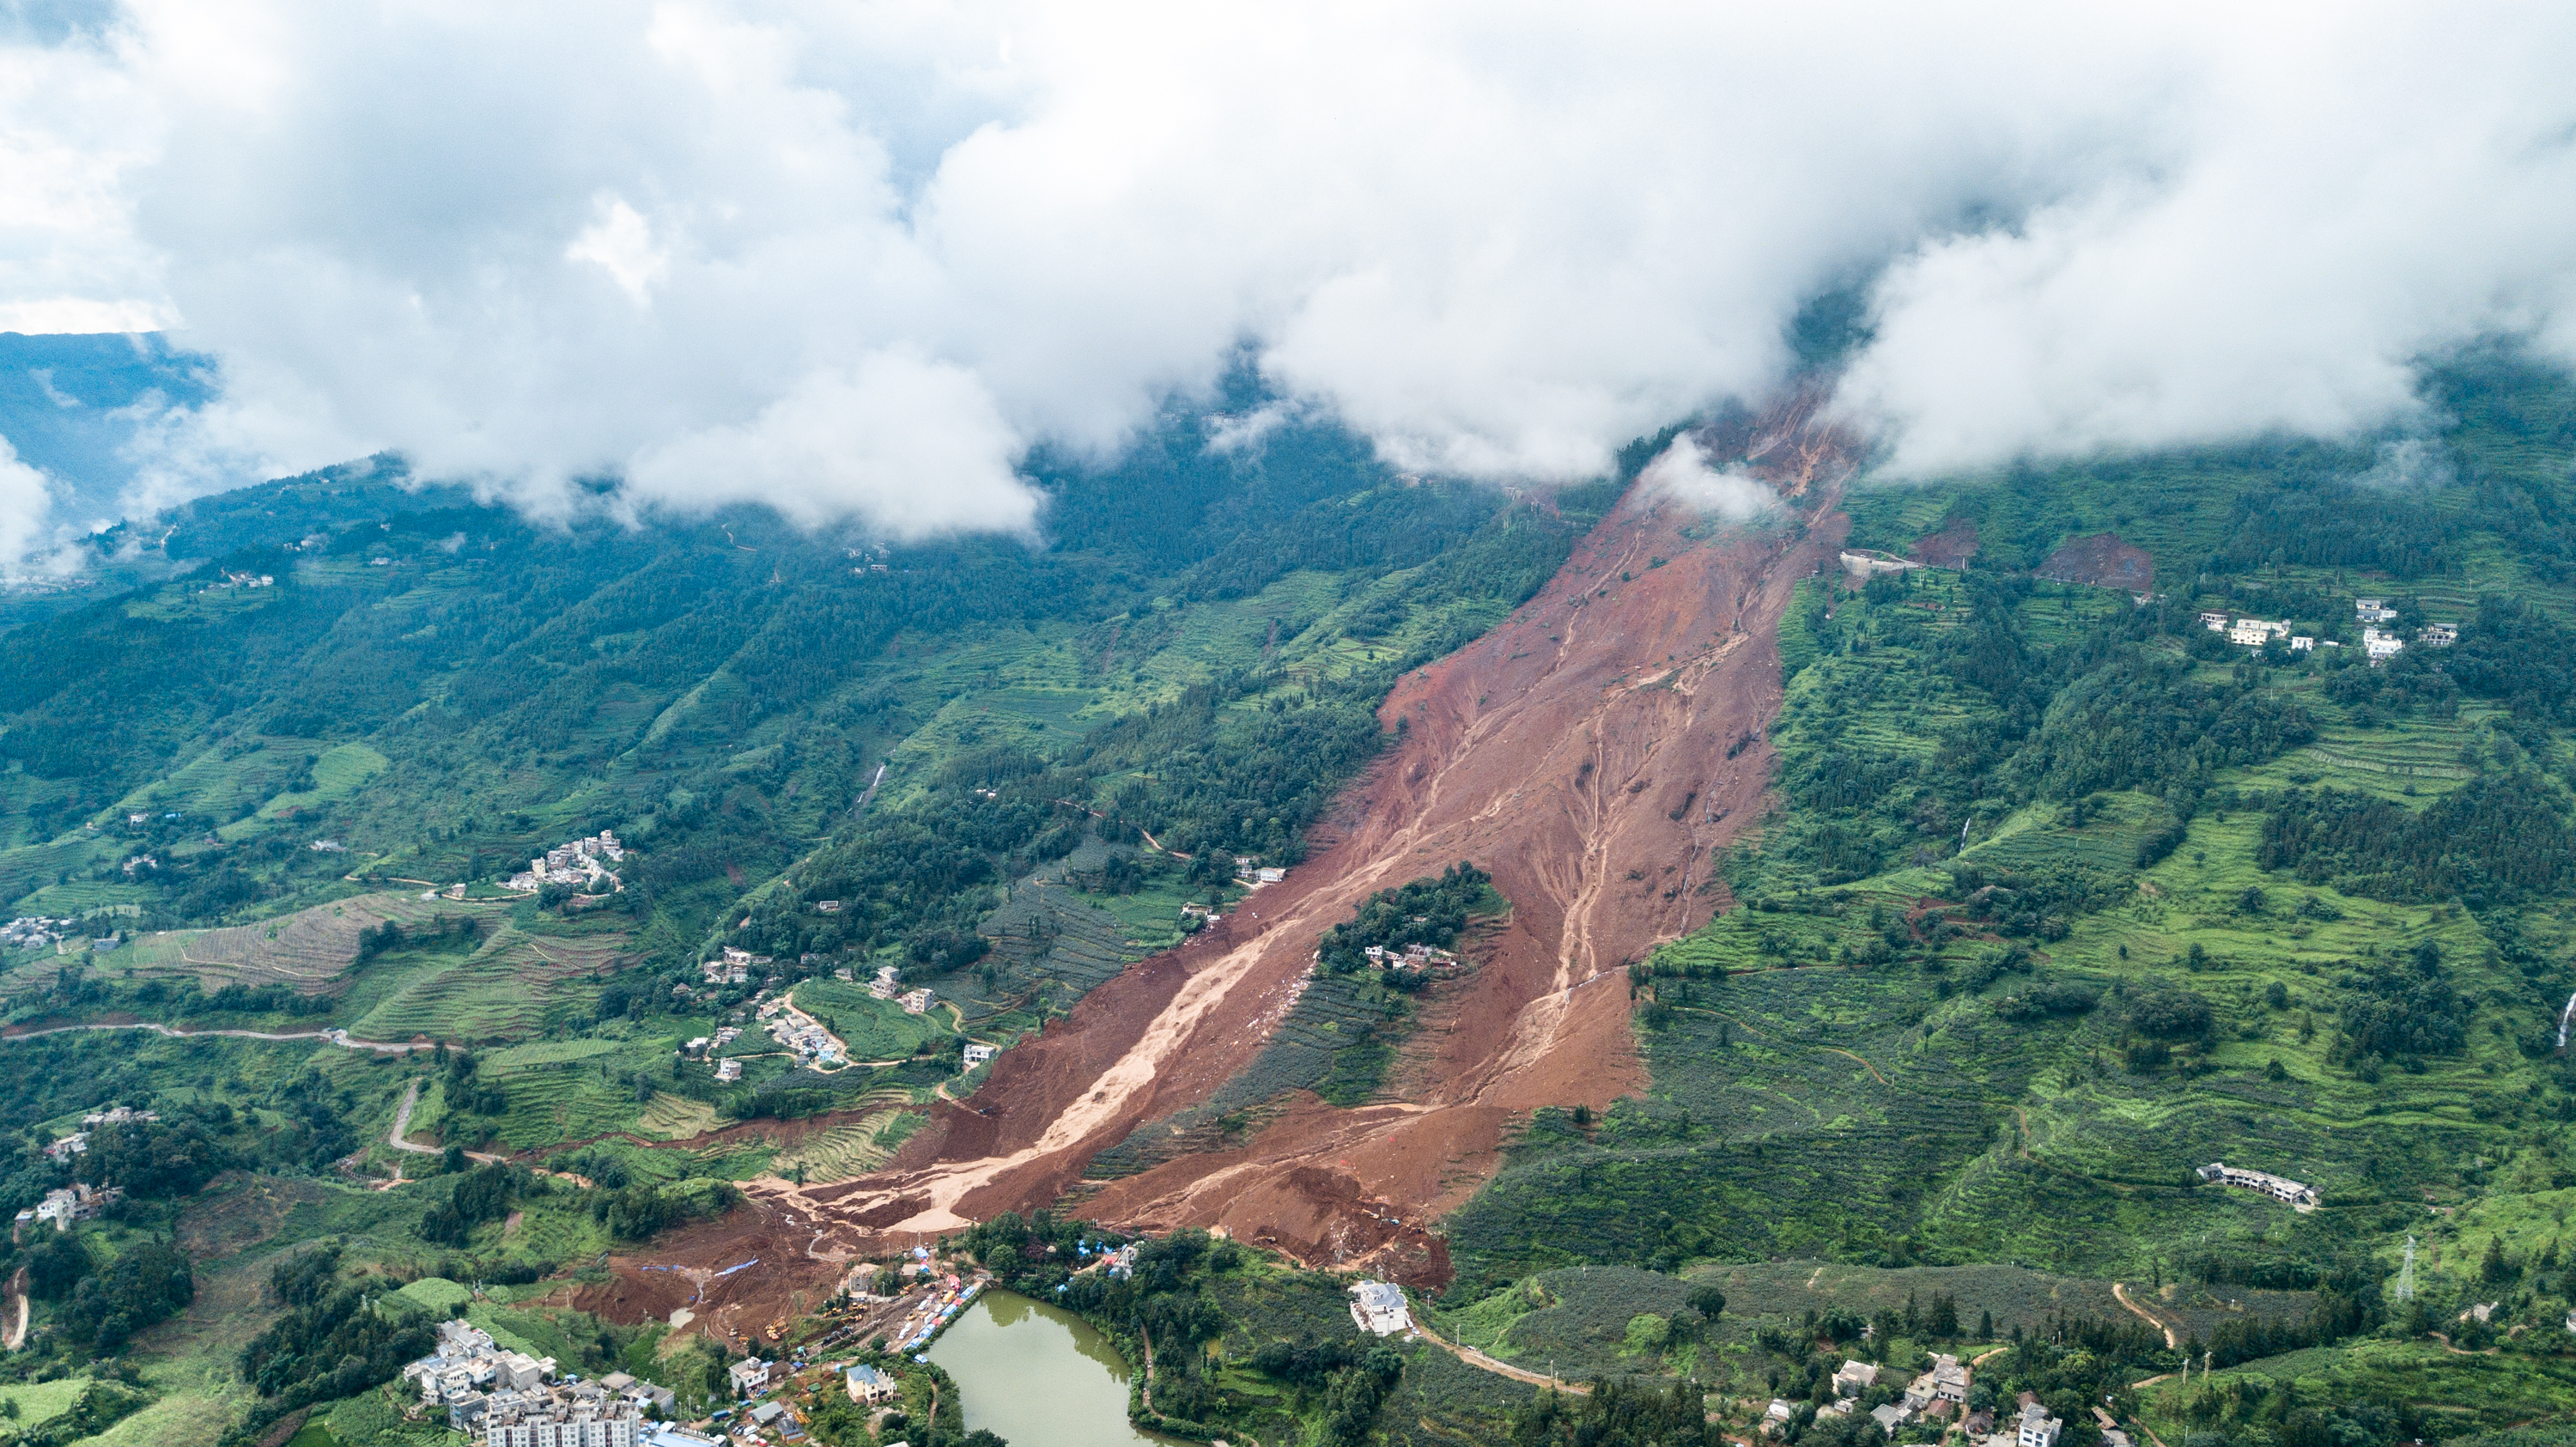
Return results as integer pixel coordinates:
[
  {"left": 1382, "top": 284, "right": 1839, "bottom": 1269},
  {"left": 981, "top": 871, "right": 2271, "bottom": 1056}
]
[
  {"left": 0, "top": 1377, "right": 94, "bottom": 1430},
  {"left": 791, "top": 977, "right": 945, "bottom": 1061}
]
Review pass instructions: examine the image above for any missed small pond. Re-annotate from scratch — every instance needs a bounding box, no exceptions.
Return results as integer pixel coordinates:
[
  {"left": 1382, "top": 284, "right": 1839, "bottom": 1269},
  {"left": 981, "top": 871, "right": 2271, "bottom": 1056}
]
[{"left": 927, "top": 1288, "right": 1182, "bottom": 1446}]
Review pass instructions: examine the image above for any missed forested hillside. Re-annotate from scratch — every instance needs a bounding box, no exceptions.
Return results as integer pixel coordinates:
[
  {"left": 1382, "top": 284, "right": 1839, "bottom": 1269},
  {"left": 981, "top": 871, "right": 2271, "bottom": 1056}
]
[{"left": 1426, "top": 351, "right": 2576, "bottom": 1445}]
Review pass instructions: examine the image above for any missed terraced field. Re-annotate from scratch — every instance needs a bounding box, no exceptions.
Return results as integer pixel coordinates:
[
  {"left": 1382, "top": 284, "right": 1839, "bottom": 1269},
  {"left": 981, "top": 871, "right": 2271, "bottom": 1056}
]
[
  {"left": 769, "top": 1106, "right": 929, "bottom": 1183},
  {"left": 349, "top": 924, "right": 625, "bottom": 1042},
  {"left": 635, "top": 1091, "right": 729, "bottom": 1140},
  {"left": 475, "top": 1035, "right": 669, "bottom": 1147},
  {"left": 112, "top": 891, "right": 503, "bottom": 995},
  {"left": 969, "top": 849, "right": 1160, "bottom": 1029}
]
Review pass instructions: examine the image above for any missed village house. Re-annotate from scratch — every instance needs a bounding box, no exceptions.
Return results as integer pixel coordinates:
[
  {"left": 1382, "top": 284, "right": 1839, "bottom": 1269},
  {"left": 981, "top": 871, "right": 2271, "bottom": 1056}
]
[
  {"left": 2227, "top": 617, "right": 2290, "bottom": 648},
  {"left": 1763, "top": 1400, "right": 1797, "bottom": 1436},
  {"left": 2421, "top": 623, "right": 2458, "bottom": 647},
  {"left": 1, "top": 916, "right": 75, "bottom": 950},
  {"left": 714, "top": 1059, "right": 742, "bottom": 1083},
  {"left": 1832, "top": 1360, "right": 1879, "bottom": 1397},
  {"left": 2289, "top": 635, "right": 2316, "bottom": 651},
  {"left": 728, "top": 1358, "right": 772, "bottom": 1397},
  {"left": 2363, "top": 627, "right": 2405, "bottom": 664},
  {"left": 1903, "top": 1353, "right": 1970, "bottom": 1411},
  {"left": 868, "top": 964, "right": 902, "bottom": 1000},
  {"left": 597, "top": 1373, "right": 675, "bottom": 1414},
  {"left": 1873, "top": 1404, "right": 1911, "bottom": 1434},
  {"left": 507, "top": 831, "right": 626, "bottom": 895},
  {"left": 2197, "top": 611, "right": 2229, "bottom": 631},
  {"left": 1349, "top": 1280, "right": 1413, "bottom": 1336},
  {"left": 2015, "top": 1402, "right": 2064, "bottom": 1447},
  {"left": 898, "top": 988, "right": 935, "bottom": 1015},
  {"left": 2355, "top": 598, "right": 2397, "bottom": 623},
  {"left": 963, "top": 1043, "right": 999, "bottom": 1069},
  {"left": 2198, "top": 1160, "right": 2319, "bottom": 1209},
  {"left": 846, "top": 1364, "right": 900, "bottom": 1406},
  {"left": 23, "top": 1183, "right": 119, "bottom": 1231},
  {"left": 816, "top": 899, "right": 841, "bottom": 913}
]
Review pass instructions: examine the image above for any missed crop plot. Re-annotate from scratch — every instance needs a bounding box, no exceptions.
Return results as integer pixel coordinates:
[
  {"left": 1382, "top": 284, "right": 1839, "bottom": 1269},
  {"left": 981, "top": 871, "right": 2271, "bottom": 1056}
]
[{"left": 349, "top": 923, "right": 626, "bottom": 1041}]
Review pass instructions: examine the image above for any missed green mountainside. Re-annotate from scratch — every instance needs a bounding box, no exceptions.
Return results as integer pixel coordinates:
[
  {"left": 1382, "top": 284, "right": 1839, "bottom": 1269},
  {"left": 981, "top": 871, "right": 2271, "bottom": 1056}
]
[{"left": 5, "top": 356, "right": 2576, "bottom": 1446}]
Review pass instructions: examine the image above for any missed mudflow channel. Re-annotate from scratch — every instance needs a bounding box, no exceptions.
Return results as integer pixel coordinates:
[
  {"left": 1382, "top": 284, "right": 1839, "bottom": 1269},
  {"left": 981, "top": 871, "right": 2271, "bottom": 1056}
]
[{"left": 754, "top": 401, "right": 1858, "bottom": 1291}]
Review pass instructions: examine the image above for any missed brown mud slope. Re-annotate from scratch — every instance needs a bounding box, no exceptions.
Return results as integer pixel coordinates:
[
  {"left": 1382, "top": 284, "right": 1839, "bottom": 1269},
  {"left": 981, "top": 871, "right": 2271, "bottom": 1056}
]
[
  {"left": 583, "top": 398, "right": 1856, "bottom": 1328},
  {"left": 1911, "top": 517, "right": 1978, "bottom": 568},
  {"left": 2038, "top": 532, "right": 2153, "bottom": 593}
]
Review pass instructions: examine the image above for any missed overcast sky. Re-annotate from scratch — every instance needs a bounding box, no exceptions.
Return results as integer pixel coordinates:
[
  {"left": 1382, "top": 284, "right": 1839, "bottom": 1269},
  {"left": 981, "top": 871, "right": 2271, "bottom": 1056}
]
[{"left": 3, "top": 0, "right": 2574, "bottom": 550}]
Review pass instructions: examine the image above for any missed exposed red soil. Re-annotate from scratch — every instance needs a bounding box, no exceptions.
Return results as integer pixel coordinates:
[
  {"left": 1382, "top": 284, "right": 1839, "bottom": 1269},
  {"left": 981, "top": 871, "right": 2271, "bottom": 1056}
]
[
  {"left": 1910, "top": 517, "right": 1979, "bottom": 568},
  {"left": 575, "top": 395, "right": 1857, "bottom": 1328},
  {"left": 2037, "top": 532, "right": 2153, "bottom": 593}
]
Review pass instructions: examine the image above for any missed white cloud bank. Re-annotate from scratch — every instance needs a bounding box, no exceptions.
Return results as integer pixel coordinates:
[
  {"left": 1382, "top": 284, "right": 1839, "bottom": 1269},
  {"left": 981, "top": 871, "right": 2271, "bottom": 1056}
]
[
  {"left": 1, "top": 1, "right": 2573, "bottom": 549},
  {"left": 1640, "top": 437, "right": 1775, "bottom": 522}
]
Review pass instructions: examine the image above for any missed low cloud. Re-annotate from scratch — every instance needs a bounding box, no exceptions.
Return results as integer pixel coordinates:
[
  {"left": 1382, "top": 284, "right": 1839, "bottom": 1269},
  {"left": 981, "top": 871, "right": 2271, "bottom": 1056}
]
[
  {"left": 0, "top": 435, "right": 56, "bottom": 566},
  {"left": 622, "top": 351, "right": 1036, "bottom": 539},
  {"left": 1639, "top": 436, "right": 1776, "bottom": 521},
  {"left": 0, "top": 2, "right": 2569, "bottom": 550}
]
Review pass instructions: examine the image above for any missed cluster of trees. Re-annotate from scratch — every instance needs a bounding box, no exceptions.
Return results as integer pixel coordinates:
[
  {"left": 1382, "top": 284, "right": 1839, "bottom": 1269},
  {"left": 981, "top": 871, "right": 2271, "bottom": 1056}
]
[
  {"left": 2330, "top": 942, "right": 2470, "bottom": 1073},
  {"left": 1315, "top": 861, "right": 1497, "bottom": 973},
  {"left": 73, "top": 1115, "right": 230, "bottom": 1199},
  {"left": 420, "top": 1161, "right": 524, "bottom": 1247},
  {"left": 2192, "top": 1258, "right": 2382, "bottom": 1370},
  {"left": 1242, "top": 1331, "right": 1406, "bottom": 1444},
  {"left": 587, "top": 1177, "right": 738, "bottom": 1241},
  {"left": 21, "top": 1231, "right": 193, "bottom": 1353},
  {"left": 228, "top": 1245, "right": 436, "bottom": 1447},
  {"left": 1509, "top": 1378, "right": 1720, "bottom": 1447},
  {"left": 2259, "top": 777, "right": 2576, "bottom": 907},
  {"left": 0, "top": 1055, "right": 360, "bottom": 1222}
]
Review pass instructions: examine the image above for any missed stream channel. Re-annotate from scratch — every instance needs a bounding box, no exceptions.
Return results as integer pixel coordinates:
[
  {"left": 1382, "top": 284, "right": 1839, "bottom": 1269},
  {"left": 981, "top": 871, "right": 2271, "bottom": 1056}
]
[{"left": 927, "top": 1288, "right": 1183, "bottom": 1446}]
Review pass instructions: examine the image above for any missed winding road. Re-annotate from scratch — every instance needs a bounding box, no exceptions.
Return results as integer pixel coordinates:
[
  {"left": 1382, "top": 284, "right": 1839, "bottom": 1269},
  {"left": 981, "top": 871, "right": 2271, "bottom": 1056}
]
[
  {"left": 388, "top": 1079, "right": 507, "bottom": 1165},
  {"left": 0, "top": 1020, "right": 432, "bottom": 1053}
]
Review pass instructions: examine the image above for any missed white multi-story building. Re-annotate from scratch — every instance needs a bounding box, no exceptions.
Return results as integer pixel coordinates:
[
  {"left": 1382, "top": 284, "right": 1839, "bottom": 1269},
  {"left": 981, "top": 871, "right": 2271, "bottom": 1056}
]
[
  {"left": 2015, "top": 1402, "right": 2063, "bottom": 1447},
  {"left": 2199, "top": 1161, "right": 2320, "bottom": 1210},
  {"left": 479, "top": 1387, "right": 642, "bottom": 1447},
  {"left": 2363, "top": 627, "right": 2405, "bottom": 664},
  {"left": 1349, "top": 1280, "right": 1413, "bottom": 1336}
]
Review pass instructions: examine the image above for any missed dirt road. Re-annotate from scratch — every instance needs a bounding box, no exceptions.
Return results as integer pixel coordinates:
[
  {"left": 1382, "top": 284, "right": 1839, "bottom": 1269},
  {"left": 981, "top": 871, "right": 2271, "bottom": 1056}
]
[
  {"left": 0, "top": 1020, "right": 431, "bottom": 1053},
  {"left": 1411, "top": 1320, "right": 1590, "bottom": 1395},
  {"left": 388, "top": 1079, "right": 507, "bottom": 1165},
  {"left": 2111, "top": 1282, "right": 2180, "bottom": 1349},
  {"left": 1, "top": 1268, "right": 25, "bottom": 1352}
]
